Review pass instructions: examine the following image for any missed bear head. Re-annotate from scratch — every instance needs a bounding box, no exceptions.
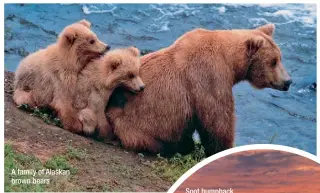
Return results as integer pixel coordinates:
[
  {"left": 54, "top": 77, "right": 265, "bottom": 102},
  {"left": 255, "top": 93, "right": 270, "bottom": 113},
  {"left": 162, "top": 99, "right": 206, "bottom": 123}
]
[
  {"left": 58, "top": 19, "right": 110, "bottom": 65},
  {"left": 245, "top": 24, "right": 292, "bottom": 91},
  {"left": 102, "top": 46, "right": 145, "bottom": 93}
]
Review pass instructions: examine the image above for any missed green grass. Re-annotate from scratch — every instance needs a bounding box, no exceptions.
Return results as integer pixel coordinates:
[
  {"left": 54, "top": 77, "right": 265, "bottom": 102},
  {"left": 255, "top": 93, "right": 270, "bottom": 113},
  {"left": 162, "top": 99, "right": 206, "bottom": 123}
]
[
  {"left": 5, "top": 143, "right": 45, "bottom": 192},
  {"left": 18, "top": 104, "right": 62, "bottom": 128},
  {"left": 103, "top": 184, "right": 111, "bottom": 192},
  {"left": 66, "top": 145, "right": 87, "bottom": 161},
  {"left": 4, "top": 143, "right": 79, "bottom": 192},
  {"left": 44, "top": 155, "right": 77, "bottom": 175},
  {"left": 43, "top": 145, "right": 86, "bottom": 175},
  {"left": 153, "top": 143, "right": 206, "bottom": 182}
]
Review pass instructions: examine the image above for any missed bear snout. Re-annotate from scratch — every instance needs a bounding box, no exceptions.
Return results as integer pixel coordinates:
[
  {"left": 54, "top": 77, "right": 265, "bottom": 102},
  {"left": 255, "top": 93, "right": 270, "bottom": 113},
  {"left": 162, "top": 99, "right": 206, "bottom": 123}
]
[
  {"left": 283, "top": 79, "right": 292, "bottom": 91},
  {"left": 105, "top": 45, "right": 111, "bottom": 52},
  {"left": 272, "top": 79, "right": 292, "bottom": 91},
  {"left": 101, "top": 45, "right": 111, "bottom": 54},
  {"left": 139, "top": 85, "right": 145, "bottom": 91},
  {"left": 132, "top": 84, "right": 145, "bottom": 93}
]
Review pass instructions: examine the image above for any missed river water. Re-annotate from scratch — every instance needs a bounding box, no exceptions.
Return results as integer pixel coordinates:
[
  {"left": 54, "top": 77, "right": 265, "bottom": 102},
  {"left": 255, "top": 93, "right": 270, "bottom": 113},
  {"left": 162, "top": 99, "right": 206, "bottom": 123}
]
[{"left": 4, "top": 4, "right": 317, "bottom": 154}]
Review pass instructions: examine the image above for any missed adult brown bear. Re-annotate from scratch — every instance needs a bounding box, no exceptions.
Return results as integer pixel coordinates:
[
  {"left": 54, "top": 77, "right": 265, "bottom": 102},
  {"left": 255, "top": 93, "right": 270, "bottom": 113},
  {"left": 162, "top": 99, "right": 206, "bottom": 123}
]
[{"left": 107, "top": 24, "right": 292, "bottom": 157}]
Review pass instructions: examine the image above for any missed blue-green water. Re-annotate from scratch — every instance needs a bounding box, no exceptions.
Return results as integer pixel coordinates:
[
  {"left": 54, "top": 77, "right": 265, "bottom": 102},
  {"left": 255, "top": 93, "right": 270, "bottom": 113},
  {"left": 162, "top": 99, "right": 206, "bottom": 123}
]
[{"left": 4, "top": 4, "right": 317, "bottom": 154}]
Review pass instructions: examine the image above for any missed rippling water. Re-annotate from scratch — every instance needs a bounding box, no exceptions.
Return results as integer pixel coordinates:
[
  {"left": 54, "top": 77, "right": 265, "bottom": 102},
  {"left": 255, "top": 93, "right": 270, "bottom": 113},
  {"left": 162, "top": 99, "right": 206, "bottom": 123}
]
[{"left": 4, "top": 4, "right": 317, "bottom": 154}]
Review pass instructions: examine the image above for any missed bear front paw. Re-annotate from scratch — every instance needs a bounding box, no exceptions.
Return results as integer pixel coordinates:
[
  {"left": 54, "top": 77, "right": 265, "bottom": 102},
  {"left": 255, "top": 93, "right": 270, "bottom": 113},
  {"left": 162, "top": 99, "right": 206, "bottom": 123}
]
[{"left": 62, "top": 116, "right": 83, "bottom": 134}]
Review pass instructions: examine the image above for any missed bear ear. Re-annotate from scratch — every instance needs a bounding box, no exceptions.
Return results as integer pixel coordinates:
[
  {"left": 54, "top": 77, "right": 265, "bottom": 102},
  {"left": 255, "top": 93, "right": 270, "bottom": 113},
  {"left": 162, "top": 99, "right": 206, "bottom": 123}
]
[
  {"left": 256, "top": 23, "right": 275, "bottom": 36},
  {"left": 245, "top": 36, "right": 265, "bottom": 57},
  {"left": 62, "top": 28, "right": 77, "bottom": 45},
  {"left": 78, "top": 19, "right": 91, "bottom": 29},
  {"left": 110, "top": 58, "right": 121, "bottom": 71},
  {"left": 127, "top": 46, "right": 140, "bottom": 57}
]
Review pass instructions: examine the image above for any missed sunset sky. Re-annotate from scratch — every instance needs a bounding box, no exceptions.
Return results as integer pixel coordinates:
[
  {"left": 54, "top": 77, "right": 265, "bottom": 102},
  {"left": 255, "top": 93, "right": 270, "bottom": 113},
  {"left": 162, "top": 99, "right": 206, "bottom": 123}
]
[{"left": 176, "top": 150, "right": 320, "bottom": 193}]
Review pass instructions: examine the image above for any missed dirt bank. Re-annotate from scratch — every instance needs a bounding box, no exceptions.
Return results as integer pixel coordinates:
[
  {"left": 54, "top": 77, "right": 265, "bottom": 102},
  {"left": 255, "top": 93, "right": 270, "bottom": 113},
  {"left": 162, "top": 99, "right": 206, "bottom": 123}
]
[{"left": 4, "top": 71, "right": 172, "bottom": 192}]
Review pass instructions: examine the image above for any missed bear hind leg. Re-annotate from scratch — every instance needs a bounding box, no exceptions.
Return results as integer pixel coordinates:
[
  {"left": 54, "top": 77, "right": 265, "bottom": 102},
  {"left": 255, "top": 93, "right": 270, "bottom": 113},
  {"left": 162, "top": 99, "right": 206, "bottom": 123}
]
[
  {"left": 176, "top": 126, "right": 196, "bottom": 155},
  {"left": 117, "top": 130, "right": 163, "bottom": 154},
  {"left": 197, "top": 126, "right": 234, "bottom": 157}
]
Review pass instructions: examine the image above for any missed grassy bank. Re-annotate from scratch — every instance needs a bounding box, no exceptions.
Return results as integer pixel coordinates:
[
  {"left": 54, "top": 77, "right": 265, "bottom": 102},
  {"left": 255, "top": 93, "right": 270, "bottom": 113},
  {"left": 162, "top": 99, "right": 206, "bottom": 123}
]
[
  {"left": 152, "top": 144, "right": 206, "bottom": 182},
  {"left": 14, "top": 104, "right": 207, "bottom": 184},
  {"left": 4, "top": 143, "right": 82, "bottom": 192},
  {"left": 5, "top": 141, "right": 204, "bottom": 191}
]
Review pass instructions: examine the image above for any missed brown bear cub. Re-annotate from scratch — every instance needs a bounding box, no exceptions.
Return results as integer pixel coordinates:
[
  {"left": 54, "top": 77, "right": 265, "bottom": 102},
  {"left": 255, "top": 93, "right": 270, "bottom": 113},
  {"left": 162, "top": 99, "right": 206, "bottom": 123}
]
[
  {"left": 74, "top": 47, "right": 144, "bottom": 139},
  {"left": 13, "top": 19, "right": 110, "bottom": 133}
]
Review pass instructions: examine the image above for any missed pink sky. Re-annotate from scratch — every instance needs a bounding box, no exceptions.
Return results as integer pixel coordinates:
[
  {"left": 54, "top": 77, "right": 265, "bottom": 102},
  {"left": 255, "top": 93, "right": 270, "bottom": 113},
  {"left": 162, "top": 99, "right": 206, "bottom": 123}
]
[{"left": 176, "top": 150, "right": 320, "bottom": 193}]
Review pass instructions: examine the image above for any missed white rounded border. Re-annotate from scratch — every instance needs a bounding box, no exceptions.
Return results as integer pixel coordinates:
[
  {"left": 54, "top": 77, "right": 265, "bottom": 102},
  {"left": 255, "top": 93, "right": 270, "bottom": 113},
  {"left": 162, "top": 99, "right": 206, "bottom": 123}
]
[{"left": 168, "top": 144, "right": 320, "bottom": 193}]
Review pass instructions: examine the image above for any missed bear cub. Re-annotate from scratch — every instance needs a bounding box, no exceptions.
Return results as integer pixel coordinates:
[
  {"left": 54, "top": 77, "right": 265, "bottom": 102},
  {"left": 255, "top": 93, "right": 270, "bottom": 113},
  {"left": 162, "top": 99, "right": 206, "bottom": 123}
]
[
  {"left": 13, "top": 19, "right": 110, "bottom": 132},
  {"left": 74, "top": 47, "right": 144, "bottom": 139}
]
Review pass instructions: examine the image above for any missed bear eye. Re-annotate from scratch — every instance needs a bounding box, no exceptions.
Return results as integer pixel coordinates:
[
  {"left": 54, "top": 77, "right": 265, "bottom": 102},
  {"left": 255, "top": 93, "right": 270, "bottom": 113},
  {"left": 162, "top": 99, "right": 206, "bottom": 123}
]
[
  {"left": 89, "top": 39, "right": 95, "bottom": 44},
  {"left": 128, "top": 73, "right": 135, "bottom": 79},
  {"left": 271, "top": 59, "right": 277, "bottom": 68}
]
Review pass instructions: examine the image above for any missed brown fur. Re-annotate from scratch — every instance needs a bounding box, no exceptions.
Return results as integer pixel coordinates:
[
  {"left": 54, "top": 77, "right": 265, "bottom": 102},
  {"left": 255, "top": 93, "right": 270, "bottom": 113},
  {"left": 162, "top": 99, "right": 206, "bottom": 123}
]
[
  {"left": 107, "top": 24, "right": 291, "bottom": 157},
  {"left": 74, "top": 47, "right": 144, "bottom": 139},
  {"left": 13, "top": 19, "right": 109, "bottom": 133}
]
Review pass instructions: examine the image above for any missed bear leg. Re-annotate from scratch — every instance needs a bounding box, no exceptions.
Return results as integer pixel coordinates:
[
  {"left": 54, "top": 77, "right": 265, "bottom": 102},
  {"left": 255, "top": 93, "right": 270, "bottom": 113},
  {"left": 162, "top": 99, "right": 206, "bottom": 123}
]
[
  {"left": 78, "top": 108, "right": 97, "bottom": 134},
  {"left": 160, "top": 134, "right": 196, "bottom": 157},
  {"left": 51, "top": 99, "right": 82, "bottom": 133},
  {"left": 116, "top": 129, "right": 162, "bottom": 153},
  {"left": 176, "top": 126, "right": 196, "bottom": 155},
  {"left": 197, "top": 126, "right": 234, "bottom": 157},
  {"left": 177, "top": 134, "right": 195, "bottom": 155},
  {"left": 159, "top": 142, "right": 179, "bottom": 157},
  {"left": 96, "top": 109, "right": 115, "bottom": 140},
  {"left": 194, "top": 92, "right": 235, "bottom": 157}
]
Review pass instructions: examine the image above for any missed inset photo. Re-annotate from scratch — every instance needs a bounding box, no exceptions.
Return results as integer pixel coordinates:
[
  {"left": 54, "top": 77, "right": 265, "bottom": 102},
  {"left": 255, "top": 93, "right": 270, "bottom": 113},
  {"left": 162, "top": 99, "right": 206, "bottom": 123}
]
[{"left": 171, "top": 145, "right": 320, "bottom": 193}]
